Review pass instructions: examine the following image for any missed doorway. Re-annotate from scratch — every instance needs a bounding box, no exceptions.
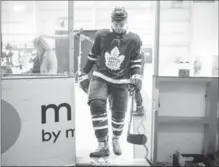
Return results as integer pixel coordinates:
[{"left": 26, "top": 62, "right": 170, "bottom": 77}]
[
  {"left": 73, "top": 33, "right": 154, "bottom": 164},
  {"left": 72, "top": 1, "right": 155, "bottom": 165}
]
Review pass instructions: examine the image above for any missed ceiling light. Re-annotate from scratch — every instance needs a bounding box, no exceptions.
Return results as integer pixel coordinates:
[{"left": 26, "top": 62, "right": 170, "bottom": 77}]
[
  {"left": 75, "top": 1, "right": 94, "bottom": 7},
  {"left": 140, "top": 2, "right": 152, "bottom": 7},
  {"left": 13, "top": 5, "right": 25, "bottom": 11}
]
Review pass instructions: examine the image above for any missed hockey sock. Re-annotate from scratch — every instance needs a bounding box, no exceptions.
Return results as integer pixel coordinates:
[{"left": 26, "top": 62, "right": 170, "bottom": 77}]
[
  {"left": 111, "top": 111, "right": 126, "bottom": 137},
  {"left": 90, "top": 99, "right": 108, "bottom": 142}
]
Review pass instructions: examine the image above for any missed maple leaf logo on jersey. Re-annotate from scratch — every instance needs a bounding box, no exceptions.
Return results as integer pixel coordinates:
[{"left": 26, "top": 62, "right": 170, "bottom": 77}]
[{"left": 105, "top": 46, "right": 125, "bottom": 71}]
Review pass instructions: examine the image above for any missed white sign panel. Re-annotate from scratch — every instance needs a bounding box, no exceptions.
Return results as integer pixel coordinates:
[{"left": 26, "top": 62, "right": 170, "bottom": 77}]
[{"left": 1, "top": 78, "right": 76, "bottom": 166}]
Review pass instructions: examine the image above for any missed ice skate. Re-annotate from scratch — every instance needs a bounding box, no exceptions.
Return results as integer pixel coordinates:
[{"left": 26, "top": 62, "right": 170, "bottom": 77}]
[
  {"left": 90, "top": 142, "right": 110, "bottom": 158},
  {"left": 90, "top": 142, "right": 109, "bottom": 165},
  {"left": 112, "top": 137, "right": 122, "bottom": 156}
]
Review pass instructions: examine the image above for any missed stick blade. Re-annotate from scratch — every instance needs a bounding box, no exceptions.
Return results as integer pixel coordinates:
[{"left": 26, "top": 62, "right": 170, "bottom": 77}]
[{"left": 127, "top": 134, "right": 147, "bottom": 145}]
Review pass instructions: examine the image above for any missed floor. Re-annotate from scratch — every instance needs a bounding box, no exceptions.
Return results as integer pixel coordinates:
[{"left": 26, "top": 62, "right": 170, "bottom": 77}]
[{"left": 76, "top": 157, "right": 151, "bottom": 166}]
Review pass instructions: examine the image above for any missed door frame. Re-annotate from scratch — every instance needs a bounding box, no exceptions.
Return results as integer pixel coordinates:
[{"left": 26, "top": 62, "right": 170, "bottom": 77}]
[{"left": 151, "top": 1, "right": 161, "bottom": 164}]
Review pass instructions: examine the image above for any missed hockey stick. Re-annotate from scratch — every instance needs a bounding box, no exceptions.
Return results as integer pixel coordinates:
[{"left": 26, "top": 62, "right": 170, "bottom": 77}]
[
  {"left": 76, "top": 29, "right": 94, "bottom": 78},
  {"left": 127, "top": 87, "right": 154, "bottom": 166},
  {"left": 77, "top": 28, "right": 83, "bottom": 76},
  {"left": 127, "top": 86, "right": 147, "bottom": 145}
]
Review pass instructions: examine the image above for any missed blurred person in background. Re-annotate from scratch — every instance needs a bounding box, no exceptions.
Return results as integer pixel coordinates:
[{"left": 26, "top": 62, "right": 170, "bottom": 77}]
[{"left": 32, "top": 37, "right": 57, "bottom": 74}]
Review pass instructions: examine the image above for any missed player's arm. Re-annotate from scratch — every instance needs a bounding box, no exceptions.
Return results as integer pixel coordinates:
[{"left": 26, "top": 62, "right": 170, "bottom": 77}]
[
  {"left": 78, "top": 31, "right": 100, "bottom": 93},
  {"left": 130, "top": 37, "right": 142, "bottom": 79},
  {"left": 82, "top": 32, "right": 100, "bottom": 74},
  {"left": 129, "top": 36, "right": 143, "bottom": 89}
]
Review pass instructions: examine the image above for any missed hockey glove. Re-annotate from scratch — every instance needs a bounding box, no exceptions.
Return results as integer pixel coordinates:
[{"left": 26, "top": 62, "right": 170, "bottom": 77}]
[
  {"left": 131, "top": 74, "right": 142, "bottom": 91},
  {"left": 78, "top": 73, "right": 90, "bottom": 93}
]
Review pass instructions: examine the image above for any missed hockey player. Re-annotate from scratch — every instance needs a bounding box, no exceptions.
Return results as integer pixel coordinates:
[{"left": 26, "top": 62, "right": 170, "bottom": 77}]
[{"left": 78, "top": 7, "right": 143, "bottom": 158}]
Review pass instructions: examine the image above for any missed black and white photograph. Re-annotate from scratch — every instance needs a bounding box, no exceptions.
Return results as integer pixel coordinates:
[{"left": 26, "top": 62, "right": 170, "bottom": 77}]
[{"left": 0, "top": 1, "right": 218, "bottom": 166}]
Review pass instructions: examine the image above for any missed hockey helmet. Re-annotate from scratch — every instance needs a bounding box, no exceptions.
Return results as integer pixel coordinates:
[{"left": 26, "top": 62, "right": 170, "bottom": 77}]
[
  {"left": 111, "top": 7, "right": 128, "bottom": 34},
  {"left": 111, "top": 7, "right": 128, "bottom": 22}
]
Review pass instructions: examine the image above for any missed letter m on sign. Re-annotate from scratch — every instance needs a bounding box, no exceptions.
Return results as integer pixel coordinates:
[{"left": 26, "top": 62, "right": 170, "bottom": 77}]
[{"left": 41, "top": 103, "right": 71, "bottom": 124}]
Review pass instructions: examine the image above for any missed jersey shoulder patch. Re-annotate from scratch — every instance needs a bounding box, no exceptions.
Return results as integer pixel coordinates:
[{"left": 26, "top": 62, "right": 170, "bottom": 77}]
[{"left": 95, "top": 29, "right": 111, "bottom": 38}]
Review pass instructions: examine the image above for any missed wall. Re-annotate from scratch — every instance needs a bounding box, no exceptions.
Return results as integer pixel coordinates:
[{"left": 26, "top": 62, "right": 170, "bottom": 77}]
[
  {"left": 1, "top": 78, "right": 76, "bottom": 166},
  {"left": 155, "top": 78, "right": 218, "bottom": 163},
  {"left": 217, "top": 101, "right": 219, "bottom": 151}
]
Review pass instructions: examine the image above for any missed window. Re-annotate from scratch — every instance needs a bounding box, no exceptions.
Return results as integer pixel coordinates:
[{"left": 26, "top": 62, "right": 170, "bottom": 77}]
[
  {"left": 1, "top": 1, "right": 71, "bottom": 77},
  {"left": 158, "top": 1, "right": 218, "bottom": 77}
]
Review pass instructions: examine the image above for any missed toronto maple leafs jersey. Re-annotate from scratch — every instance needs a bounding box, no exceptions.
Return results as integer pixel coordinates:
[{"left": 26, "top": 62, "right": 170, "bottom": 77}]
[{"left": 86, "top": 29, "right": 142, "bottom": 84}]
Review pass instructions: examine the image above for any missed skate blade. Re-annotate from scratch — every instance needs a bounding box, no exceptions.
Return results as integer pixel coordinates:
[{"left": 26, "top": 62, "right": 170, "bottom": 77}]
[{"left": 90, "top": 157, "right": 109, "bottom": 166}]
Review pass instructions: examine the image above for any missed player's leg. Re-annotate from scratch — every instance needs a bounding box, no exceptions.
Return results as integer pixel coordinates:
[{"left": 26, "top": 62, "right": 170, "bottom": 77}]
[
  {"left": 88, "top": 78, "right": 110, "bottom": 157},
  {"left": 109, "top": 85, "right": 129, "bottom": 155}
]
